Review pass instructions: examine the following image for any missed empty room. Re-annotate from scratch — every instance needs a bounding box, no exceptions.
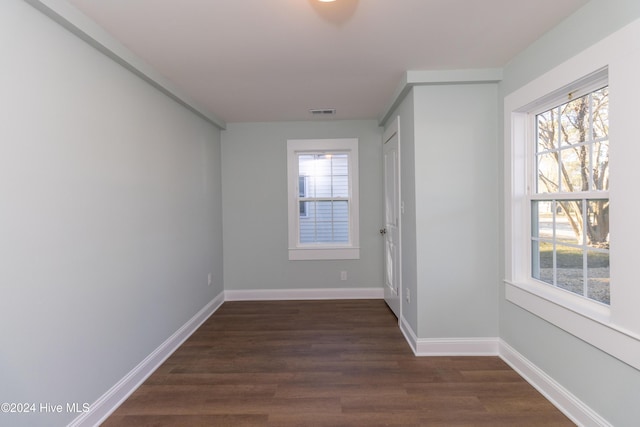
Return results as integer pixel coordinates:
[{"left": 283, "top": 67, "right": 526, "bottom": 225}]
[{"left": 2, "top": 0, "right": 640, "bottom": 426}]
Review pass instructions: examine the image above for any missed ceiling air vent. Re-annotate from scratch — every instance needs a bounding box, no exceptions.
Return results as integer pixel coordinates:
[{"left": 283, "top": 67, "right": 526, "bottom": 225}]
[{"left": 309, "top": 108, "right": 336, "bottom": 116}]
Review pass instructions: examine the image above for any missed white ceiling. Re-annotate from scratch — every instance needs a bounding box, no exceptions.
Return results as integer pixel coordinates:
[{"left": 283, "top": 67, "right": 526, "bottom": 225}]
[{"left": 66, "top": 0, "right": 589, "bottom": 123}]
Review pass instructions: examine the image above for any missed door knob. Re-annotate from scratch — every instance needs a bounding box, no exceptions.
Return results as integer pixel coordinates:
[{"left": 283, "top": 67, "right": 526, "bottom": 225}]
[{"left": 379, "top": 228, "right": 387, "bottom": 235}]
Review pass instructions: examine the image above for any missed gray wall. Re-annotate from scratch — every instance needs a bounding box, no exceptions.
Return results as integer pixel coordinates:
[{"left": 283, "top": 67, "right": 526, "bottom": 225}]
[
  {"left": 414, "top": 84, "right": 499, "bottom": 338},
  {"left": 499, "top": 0, "right": 640, "bottom": 424},
  {"left": 385, "top": 83, "right": 499, "bottom": 339},
  {"left": 221, "top": 120, "right": 384, "bottom": 291},
  {"left": 387, "top": 91, "right": 418, "bottom": 331},
  {"left": 0, "top": 2, "right": 224, "bottom": 426}
]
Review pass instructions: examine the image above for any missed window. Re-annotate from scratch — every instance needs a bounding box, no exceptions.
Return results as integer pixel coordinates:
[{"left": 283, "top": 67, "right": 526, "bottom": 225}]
[
  {"left": 505, "top": 42, "right": 640, "bottom": 371},
  {"left": 531, "top": 85, "right": 610, "bottom": 305},
  {"left": 287, "top": 138, "right": 359, "bottom": 260}
]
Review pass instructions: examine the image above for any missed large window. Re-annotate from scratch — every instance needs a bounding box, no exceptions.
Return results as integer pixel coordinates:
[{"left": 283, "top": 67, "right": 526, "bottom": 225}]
[
  {"left": 287, "top": 138, "right": 359, "bottom": 260},
  {"left": 505, "top": 38, "right": 640, "bottom": 371},
  {"left": 531, "top": 85, "right": 610, "bottom": 305}
]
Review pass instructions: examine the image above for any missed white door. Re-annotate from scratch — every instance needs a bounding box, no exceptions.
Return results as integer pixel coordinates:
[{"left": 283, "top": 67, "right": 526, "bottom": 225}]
[{"left": 382, "top": 117, "right": 401, "bottom": 318}]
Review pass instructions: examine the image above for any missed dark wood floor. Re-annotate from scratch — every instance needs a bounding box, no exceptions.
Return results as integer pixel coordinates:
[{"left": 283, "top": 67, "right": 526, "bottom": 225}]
[{"left": 103, "top": 300, "right": 573, "bottom": 426}]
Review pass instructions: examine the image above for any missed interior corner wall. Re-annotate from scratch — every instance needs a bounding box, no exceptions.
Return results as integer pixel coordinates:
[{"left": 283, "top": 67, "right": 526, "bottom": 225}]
[
  {"left": 0, "top": 2, "right": 224, "bottom": 426},
  {"left": 221, "top": 120, "right": 384, "bottom": 293},
  {"left": 413, "top": 84, "right": 499, "bottom": 339},
  {"left": 499, "top": 1, "right": 640, "bottom": 425}
]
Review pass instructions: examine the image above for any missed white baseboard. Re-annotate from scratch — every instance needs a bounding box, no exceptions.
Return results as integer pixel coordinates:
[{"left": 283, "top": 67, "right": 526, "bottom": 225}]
[
  {"left": 399, "top": 315, "right": 419, "bottom": 354},
  {"left": 224, "top": 287, "right": 384, "bottom": 301},
  {"left": 414, "top": 337, "right": 499, "bottom": 356},
  {"left": 67, "top": 291, "right": 225, "bottom": 427},
  {"left": 499, "top": 339, "right": 611, "bottom": 427},
  {"left": 399, "top": 316, "right": 498, "bottom": 356}
]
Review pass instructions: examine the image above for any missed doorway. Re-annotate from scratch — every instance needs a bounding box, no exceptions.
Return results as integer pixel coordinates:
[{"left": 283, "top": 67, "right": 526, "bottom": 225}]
[{"left": 382, "top": 117, "right": 401, "bottom": 318}]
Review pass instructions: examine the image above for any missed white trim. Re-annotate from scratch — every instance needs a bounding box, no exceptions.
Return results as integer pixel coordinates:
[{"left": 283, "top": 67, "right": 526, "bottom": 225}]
[
  {"left": 288, "top": 247, "right": 360, "bottom": 261},
  {"left": 67, "top": 292, "right": 225, "bottom": 427},
  {"left": 224, "top": 287, "right": 383, "bottom": 301},
  {"left": 399, "top": 317, "right": 498, "bottom": 356},
  {"left": 399, "top": 316, "right": 418, "bottom": 354},
  {"left": 414, "top": 338, "right": 499, "bottom": 357},
  {"left": 24, "top": 0, "right": 225, "bottom": 129},
  {"left": 499, "top": 340, "right": 612, "bottom": 427},
  {"left": 379, "top": 68, "right": 503, "bottom": 125}
]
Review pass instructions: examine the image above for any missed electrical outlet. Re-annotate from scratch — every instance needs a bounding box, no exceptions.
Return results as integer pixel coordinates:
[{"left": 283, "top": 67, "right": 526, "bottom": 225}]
[
  {"left": 406, "top": 288, "right": 411, "bottom": 303},
  {"left": 340, "top": 271, "right": 347, "bottom": 281},
  {"left": 208, "top": 273, "right": 212, "bottom": 286}
]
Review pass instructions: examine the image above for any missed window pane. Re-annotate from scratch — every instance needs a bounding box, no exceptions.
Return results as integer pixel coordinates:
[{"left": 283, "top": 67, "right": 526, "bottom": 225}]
[
  {"left": 537, "top": 109, "right": 558, "bottom": 152},
  {"left": 556, "top": 244, "right": 584, "bottom": 297},
  {"left": 587, "top": 199, "right": 609, "bottom": 248},
  {"left": 299, "top": 201, "right": 350, "bottom": 244},
  {"left": 299, "top": 154, "right": 344, "bottom": 198},
  {"left": 560, "top": 94, "right": 589, "bottom": 145},
  {"left": 560, "top": 146, "right": 588, "bottom": 192},
  {"left": 314, "top": 173, "right": 332, "bottom": 198},
  {"left": 532, "top": 240, "right": 553, "bottom": 285},
  {"left": 315, "top": 155, "right": 332, "bottom": 177},
  {"left": 591, "top": 87, "right": 609, "bottom": 139},
  {"left": 332, "top": 173, "right": 348, "bottom": 198},
  {"left": 333, "top": 200, "right": 349, "bottom": 222},
  {"left": 316, "top": 201, "right": 332, "bottom": 217},
  {"left": 532, "top": 201, "right": 553, "bottom": 240},
  {"left": 331, "top": 154, "right": 349, "bottom": 197},
  {"left": 587, "top": 250, "right": 610, "bottom": 304},
  {"left": 316, "top": 221, "right": 333, "bottom": 243},
  {"left": 331, "top": 154, "right": 349, "bottom": 174},
  {"left": 556, "top": 200, "right": 582, "bottom": 245},
  {"left": 592, "top": 140, "right": 609, "bottom": 191},
  {"left": 537, "top": 153, "right": 559, "bottom": 193},
  {"left": 333, "top": 222, "right": 349, "bottom": 243},
  {"left": 298, "top": 155, "right": 315, "bottom": 178},
  {"left": 299, "top": 202, "right": 317, "bottom": 243},
  {"left": 332, "top": 201, "right": 349, "bottom": 243}
]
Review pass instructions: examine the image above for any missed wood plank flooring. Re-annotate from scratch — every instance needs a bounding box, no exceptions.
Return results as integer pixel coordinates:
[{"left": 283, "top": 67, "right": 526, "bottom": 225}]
[{"left": 103, "top": 300, "right": 574, "bottom": 426}]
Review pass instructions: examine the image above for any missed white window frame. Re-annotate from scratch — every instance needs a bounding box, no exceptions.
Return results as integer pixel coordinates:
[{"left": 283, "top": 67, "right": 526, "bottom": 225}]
[
  {"left": 287, "top": 138, "right": 360, "bottom": 261},
  {"left": 504, "top": 17, "right": 640, "bottom": 371},
  {"left": 528, "top": 76, "right": 610, "bottom": 304}
]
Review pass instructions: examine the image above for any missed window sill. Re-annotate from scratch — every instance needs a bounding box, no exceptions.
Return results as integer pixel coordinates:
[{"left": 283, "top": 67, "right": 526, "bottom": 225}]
[
  {"left": 505, "top": 280, "right": 640, "bottom": 371},
  {"left": 288, "top": 247, "right": 360, "bottom": 261}
]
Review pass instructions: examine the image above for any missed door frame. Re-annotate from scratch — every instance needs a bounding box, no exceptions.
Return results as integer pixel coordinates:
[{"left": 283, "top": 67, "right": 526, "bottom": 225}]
[{"left": 382, "top": 116, "right": 402, "bottom": 319}]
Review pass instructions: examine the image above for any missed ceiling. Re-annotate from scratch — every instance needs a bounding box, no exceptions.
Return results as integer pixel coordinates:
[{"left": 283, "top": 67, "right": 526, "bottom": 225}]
[{"left": 66, "top": 0, "right": 589, "bottom": 124}]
